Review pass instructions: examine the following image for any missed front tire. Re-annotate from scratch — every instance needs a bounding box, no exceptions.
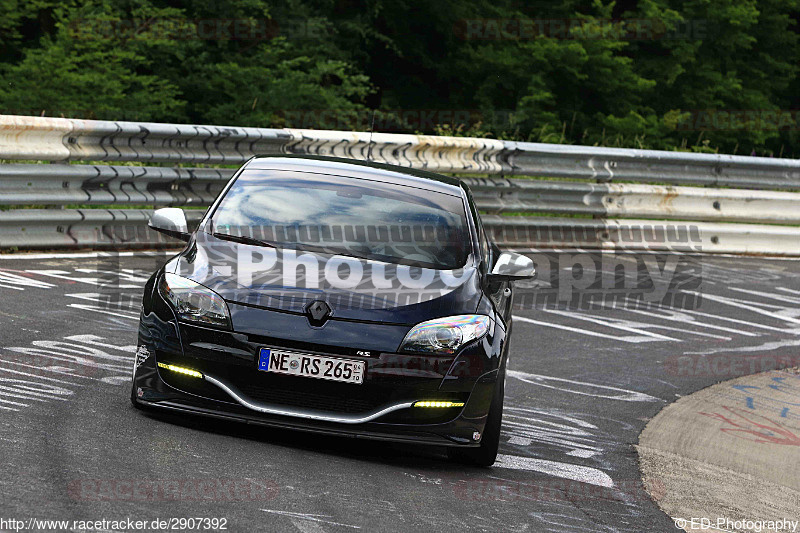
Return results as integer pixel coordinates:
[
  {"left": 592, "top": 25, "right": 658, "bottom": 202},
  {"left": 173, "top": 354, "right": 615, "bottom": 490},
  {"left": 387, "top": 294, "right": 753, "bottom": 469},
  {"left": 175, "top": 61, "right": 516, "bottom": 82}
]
[{"left": 448, "top": 368, "right": 504, "bottom": 467}]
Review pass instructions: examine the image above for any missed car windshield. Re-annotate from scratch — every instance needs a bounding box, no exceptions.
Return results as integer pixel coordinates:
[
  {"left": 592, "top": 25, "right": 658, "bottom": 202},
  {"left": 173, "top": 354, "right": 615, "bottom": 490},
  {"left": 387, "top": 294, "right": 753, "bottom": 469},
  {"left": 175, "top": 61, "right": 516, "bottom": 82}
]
[{"left": 210, "top": 169, "right": 471, "bottom": 270}]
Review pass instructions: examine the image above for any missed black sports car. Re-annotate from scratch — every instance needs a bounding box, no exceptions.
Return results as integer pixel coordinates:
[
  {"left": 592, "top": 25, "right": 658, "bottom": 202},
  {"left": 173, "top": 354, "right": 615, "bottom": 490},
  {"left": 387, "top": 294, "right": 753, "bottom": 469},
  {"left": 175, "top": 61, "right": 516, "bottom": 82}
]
[{"left": 131, "top": 155, "right": 535, "bottom": 466}]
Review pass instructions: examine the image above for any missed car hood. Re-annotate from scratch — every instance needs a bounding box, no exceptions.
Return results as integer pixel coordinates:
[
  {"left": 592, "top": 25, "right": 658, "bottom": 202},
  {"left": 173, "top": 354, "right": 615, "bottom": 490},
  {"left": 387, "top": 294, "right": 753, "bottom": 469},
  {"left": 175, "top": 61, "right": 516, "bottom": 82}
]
[{"left": 166, "top": 234, "right": 481, "bottom": 326}]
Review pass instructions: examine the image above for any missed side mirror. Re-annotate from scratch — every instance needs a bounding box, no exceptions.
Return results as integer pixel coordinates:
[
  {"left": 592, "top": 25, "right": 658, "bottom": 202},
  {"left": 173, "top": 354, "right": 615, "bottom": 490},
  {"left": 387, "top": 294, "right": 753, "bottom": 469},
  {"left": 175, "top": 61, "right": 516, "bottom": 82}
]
[
  {"left": 149, "top": 208, "right": 190, "bottom": 241},
  {"left": 490, "top": 252, "right": 536, "bottom": 281}
]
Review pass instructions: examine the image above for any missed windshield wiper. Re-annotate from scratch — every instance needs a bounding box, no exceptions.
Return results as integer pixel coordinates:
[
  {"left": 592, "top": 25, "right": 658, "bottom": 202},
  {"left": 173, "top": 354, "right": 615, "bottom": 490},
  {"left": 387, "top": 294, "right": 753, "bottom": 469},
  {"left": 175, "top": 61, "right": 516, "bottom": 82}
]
[{"left": 212, "top": 232, "right": 276, "bottom": 248}]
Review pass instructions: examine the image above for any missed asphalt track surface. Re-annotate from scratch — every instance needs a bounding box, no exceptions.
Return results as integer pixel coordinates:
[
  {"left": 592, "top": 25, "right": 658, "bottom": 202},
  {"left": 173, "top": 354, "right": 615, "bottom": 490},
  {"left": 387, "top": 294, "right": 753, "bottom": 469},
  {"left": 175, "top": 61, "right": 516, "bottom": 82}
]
[{"left": 1, "top": 251, "right": 799, "bottom": 532}]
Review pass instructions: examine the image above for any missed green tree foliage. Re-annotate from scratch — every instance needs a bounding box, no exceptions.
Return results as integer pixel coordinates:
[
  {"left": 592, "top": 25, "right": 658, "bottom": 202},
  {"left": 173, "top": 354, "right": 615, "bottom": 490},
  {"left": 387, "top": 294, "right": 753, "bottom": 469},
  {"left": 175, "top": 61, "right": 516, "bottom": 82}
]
[{"left": 0, "top": 0, "right": 797, "bottom": 156}]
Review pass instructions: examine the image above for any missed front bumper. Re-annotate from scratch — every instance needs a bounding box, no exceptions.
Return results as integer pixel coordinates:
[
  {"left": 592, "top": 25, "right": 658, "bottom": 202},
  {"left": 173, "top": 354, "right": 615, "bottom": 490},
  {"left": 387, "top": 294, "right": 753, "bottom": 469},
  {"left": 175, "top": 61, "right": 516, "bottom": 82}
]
[
  {"left": 134, "top": 356, "right": 496, "bottom": 447},
  {"left": 133, "top": 296, "right": 506, "bottom": 447}
]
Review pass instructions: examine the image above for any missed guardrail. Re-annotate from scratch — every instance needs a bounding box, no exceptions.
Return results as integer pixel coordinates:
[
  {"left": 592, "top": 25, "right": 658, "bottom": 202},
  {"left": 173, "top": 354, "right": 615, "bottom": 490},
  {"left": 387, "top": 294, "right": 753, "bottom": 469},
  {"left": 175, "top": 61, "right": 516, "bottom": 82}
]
[
  {"left": 1, "top": 114, "right": 799, "bottom": 254},
  {"left": 465, "top": 179, "right": 800, "bottom": 224}
]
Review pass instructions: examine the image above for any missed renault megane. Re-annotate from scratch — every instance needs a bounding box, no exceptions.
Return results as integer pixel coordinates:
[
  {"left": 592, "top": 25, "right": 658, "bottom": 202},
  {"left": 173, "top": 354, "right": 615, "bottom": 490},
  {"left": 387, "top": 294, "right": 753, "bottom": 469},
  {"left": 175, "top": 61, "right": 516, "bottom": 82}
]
[{"left": 131, "top": 155, "right": 534, "bottom": 466}]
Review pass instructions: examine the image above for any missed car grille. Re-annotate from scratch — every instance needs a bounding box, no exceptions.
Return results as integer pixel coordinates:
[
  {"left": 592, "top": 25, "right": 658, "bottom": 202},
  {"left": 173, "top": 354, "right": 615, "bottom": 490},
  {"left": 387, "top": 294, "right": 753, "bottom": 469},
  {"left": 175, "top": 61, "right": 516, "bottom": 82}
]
[
  {"left": 158, "top": 353, "right": 397, "bottom": 414},
  {"left": 235, "top": 381, "right": 377, "bottom": 414},
  {"left": 230, "top": 369, "right": 402, "bottom": 414}
]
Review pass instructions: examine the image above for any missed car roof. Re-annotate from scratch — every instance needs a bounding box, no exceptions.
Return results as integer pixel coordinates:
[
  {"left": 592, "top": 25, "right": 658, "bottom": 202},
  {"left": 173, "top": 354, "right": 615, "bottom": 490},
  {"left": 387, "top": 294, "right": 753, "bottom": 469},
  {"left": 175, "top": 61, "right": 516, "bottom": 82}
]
[{"left": 247, "top": 155, "right": 465, "bottom": 196}]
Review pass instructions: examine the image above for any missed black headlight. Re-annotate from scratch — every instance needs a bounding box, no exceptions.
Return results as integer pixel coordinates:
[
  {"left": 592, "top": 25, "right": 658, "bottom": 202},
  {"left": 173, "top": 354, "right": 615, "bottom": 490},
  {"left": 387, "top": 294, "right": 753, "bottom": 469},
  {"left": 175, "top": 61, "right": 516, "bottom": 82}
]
[
  {"left": 159, "top": 273, "right": 231, "bottom": 329},
  {"left": 399, "top": 315, "right": 492, "bottom": 355}
]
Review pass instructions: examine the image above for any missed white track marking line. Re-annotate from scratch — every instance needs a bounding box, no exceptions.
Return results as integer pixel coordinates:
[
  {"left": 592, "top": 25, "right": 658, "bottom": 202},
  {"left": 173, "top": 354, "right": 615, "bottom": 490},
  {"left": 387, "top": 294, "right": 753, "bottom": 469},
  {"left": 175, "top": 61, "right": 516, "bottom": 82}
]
[
  {"left": 607, "top": 309, "right": 731, "bottom": 340},
  {"left": 690, "top": 292, "right": 800, "bottom": 326},
  {"left": 0, "top": 361, "right": 93, "bottom": 380},
  {"left": 680, "top": 308, "right": 789, "bottom": 332},
  {"left": 0, "top": 384, "right": 70, "bottom": 401},
  {"left": 507, "top": 369, "right": 662, "bottom": 402},
  {"left": 566, "top": 449, "right": 598, "bottom": 458},
  {"left": 289, "top": 518, "right": 327, "bottom": 533},
  {"left": 512, "top": 315, "right": 659, "bottom": 343},
  {"left": 616, "top": 306, "right": 751, "bottom": 337},
  {"left": 67, "top": 303, "right": 140, "bottom": 320},
  {"left": 502, "top": 420, "right": 601, "bottom": 456},
  {"left": 728, "top": 287, "right": 800, "bottom": 305},
  {"left": 0, "top": 269, "right": 57, "bottom": 290},
  {"left": 25, "top": 270, "right": 141, "bottom": 288},
  {"left": 684, "top": 337, "right": 800, "bottom": 356},
  {"left": 0, "top": 366, "right": 82, "bottom": 385},
  {"left": 0, "top": 389, "right": 50, "bottom": 402},
  {"left": 539, "top": 309, "right": 679, "bottom": 341},
  {"left": 0, "top": 397, "right": 29, "bottom": 408},
  {"left": 73, "top": 268, "right": 150, "bottom": 283},
  {"left": 494, "top": 454, "right": 614, "bottom": 488},
  {"left": 0, "top": 251, "right": 176, "bottom": 260},
  {"left": 507, "top": 248, "right": 800, "bottom": 260},
  {"left": 260, "top": 510, "right": 360, "bottom": 529}
]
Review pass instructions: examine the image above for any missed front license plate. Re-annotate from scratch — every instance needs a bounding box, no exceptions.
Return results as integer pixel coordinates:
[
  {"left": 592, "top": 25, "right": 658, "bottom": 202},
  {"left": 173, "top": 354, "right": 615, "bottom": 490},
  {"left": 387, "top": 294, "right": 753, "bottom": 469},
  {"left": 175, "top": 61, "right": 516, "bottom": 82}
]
[{"left": 257, "top": 348, "right": 365, "bottom": 385}]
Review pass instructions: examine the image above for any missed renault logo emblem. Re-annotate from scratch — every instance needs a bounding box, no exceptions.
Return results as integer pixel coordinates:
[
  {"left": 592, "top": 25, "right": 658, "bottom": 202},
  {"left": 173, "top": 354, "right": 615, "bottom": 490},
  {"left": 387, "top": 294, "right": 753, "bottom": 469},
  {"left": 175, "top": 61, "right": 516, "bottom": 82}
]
[{"left": 305, "top": 300, "right": 331, "bottom": 326}]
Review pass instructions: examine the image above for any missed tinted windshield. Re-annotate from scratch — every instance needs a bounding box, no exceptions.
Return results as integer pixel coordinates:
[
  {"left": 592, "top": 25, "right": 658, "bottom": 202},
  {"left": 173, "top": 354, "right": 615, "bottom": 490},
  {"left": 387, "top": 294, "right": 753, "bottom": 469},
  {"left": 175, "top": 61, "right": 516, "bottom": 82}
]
[{"left": 210, "top": 170, "right": 471, "bottom": 270}]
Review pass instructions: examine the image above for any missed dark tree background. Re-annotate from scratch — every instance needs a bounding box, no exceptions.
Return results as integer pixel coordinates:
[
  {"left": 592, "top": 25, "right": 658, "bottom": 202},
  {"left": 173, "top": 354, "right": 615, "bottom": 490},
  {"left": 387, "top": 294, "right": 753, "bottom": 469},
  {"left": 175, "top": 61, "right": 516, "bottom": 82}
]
[{"left": 1, "top": 0, "right": 798, "bottom": 156}]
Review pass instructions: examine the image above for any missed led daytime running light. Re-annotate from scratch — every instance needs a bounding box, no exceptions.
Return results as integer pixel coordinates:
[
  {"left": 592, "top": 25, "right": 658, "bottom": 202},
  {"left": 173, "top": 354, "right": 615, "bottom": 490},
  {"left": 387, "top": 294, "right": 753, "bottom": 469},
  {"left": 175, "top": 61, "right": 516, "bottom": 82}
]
[
  {"left": 413, "top": 401, "right": 465, "bottom": 408},
  {"left": 157, "top": 362, "right": 203, "bottom": 379}
]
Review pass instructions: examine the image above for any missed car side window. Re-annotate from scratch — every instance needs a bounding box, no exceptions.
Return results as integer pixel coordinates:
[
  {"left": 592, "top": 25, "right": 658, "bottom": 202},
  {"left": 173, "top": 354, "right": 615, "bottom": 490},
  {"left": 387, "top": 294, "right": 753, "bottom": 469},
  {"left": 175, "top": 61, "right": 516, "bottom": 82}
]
[
  {"left": 466, "top": 190, "right": 491, "bottom": 267},
  {"left": 479, "top": 221, "right": 491, "bottom": 268}
]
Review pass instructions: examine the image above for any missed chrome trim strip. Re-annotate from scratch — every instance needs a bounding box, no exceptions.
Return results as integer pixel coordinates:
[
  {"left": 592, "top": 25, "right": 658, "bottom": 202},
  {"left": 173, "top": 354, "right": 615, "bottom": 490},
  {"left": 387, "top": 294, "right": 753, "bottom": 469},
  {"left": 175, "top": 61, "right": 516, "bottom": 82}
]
[{"left": 202, "top": 374, "right": 414, "bottom": 424}]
